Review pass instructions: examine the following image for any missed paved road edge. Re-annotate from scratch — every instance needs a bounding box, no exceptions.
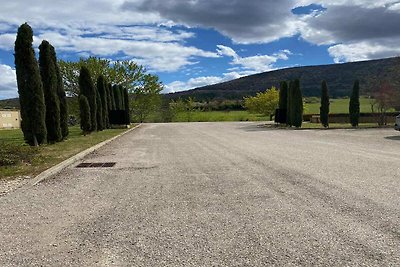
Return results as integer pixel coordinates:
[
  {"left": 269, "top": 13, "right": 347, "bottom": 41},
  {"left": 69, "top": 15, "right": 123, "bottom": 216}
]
[{"left": 29, "top": 124, "right": 142, "bottom": 186}]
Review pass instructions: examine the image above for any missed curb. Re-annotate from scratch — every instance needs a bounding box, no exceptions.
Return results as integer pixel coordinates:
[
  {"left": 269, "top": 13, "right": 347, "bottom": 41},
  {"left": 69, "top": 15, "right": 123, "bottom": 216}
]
[{"left": 29, "top": 124, "right": 141, "bottom": 186}]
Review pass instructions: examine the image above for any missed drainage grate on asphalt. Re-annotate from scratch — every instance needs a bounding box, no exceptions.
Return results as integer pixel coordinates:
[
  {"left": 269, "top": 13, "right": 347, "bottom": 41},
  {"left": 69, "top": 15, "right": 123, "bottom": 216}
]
[{"left": 76, "top": 162, "right": 116, "bottom": 168}]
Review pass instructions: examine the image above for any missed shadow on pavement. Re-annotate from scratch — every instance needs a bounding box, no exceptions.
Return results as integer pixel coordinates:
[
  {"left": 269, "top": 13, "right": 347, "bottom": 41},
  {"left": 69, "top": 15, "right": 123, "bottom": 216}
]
[{"left": 384, "top": 135, "right": 400, "bottom": 141}]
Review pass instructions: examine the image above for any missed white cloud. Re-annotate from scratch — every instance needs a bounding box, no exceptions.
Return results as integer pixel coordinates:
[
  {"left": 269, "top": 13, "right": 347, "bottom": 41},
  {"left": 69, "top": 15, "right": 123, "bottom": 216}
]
[
  {"left": 0, "top": 64, "right": 17, "bottom": 100},
  {"left": 217, "top": 45, "right": 291, "bottom": 72}
]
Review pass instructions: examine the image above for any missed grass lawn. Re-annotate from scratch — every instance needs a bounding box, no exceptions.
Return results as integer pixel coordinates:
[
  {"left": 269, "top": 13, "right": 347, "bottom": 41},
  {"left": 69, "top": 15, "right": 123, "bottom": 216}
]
[
  {"left": 305, "top": 97, "right": 373, "bottom": 114},
  {"left": 172, "top": 110, "right": 267, "bottom": 122},
  {"left": 0, "top": 126, "right": 128, "bottom": 180}
]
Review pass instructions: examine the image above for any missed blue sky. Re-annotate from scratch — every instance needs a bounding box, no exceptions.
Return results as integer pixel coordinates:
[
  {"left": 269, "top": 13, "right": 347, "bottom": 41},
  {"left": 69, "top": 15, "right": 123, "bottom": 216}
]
[{"left": 1, "top": 0, "right": 400, "bottom": 99}]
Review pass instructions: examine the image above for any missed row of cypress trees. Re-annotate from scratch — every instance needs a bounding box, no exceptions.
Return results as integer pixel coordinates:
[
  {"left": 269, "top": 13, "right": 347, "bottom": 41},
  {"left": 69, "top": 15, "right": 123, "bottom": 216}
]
[
  {"left": 79, "top": 67, "right": 130, "bottom": 134},
  {"left": 319, "top": 80, "right": 360, "bottom": 128},
  {"left": 279, "top": 79, "right": 303, "bottom": 127},
  {"left": 15, "top": 23, "right": 68, "bottom": 146}
]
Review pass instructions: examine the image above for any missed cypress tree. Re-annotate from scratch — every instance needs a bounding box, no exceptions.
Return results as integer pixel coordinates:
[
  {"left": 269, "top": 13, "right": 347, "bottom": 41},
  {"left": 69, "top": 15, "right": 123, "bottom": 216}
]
[
  {"left": 113, "top": 84, "right": 121, "bottom": 110},
  {"left": 292, "top": 79, "right": 303, "bottom": 128},
  {"left": 79, "top": 66, "right": 97, "bottom": 131},
  {"left": 320, "top": 80, "right": 330, "bottom": 128},
  {"left": 97, "top": 75, "right": 108, "bottom": 129},
  {"left": 96, "top": 89, "right": 104, "bottom": 131},
  {"left": 51, "top": 45, "right": 69, "bottom": 139},
  {"left": 123, "top": 87, "right": 131, "bottom": 124},
  {"left": 279, "top": 81, "right": 288, "bottom": 110},
  {"left": 39, "top": 40, "right": 62, "bottom": 143},
  {"left": 79, "top": 95, "right": 91, "bottom": 134},
  {"left": 286, "top": 80, "right": 294, "bottom": 126},
  {"left": 14, "top": 23, "right": 47, "bottom": 146},
  {"left": 109, "top": 83, "right": 115, "bottom": 111},
  {"left": 349, "top": 80, "right": 360, "bottom": 127},
  {"left": 119, "top": 85, "right": 125, "bottom": 110}
]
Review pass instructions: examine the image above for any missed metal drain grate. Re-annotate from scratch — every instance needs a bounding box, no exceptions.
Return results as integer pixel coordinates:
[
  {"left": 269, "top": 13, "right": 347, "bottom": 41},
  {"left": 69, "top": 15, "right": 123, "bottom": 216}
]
[{"left": 76, "top": 162, "right": 116, "bottom": 168}]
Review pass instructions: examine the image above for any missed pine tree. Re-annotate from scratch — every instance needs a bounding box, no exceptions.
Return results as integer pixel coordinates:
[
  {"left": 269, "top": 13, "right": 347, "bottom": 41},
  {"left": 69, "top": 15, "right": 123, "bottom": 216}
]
[
  {"left": 14, "top": 23, "right": 47, "bottom": 146},
  {"left": 79, "top": 95, "right": 91, "bottom": 134},
  {"left": 97, "top": 75, "right": 108, "bottom": 129},
  {"left": 292, "top": 79, "right": 303, "bottom": 128},
  {"left": 39, "top": 40, "right": 62, "bottom": 143},
  {"left": 349, "top": 80, "right": 360, "bottom": 127},
  {"left": 96, "top": 89, "right": 104, "bottom": 131},
  {"left": 279, "top": 81, "right": 288, "bottom": 110},
  {"left": 79, "top": 66, "right": 97, "bottom": 131},
  {"left": 123, "top": 87, "right": 131, "bottom": 124},
  {"left": 50, "top": 45, "right": 69, "bottom": 139},
  {"left": 113, "top": 84, "right": 121, "bottom": 110},
  {"left": 320, "top": 80, "right": 330, "bottom": 128}
]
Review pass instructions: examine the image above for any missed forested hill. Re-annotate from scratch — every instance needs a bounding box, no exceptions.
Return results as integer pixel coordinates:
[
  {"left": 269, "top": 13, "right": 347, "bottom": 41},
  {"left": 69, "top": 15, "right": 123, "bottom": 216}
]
[{"left": 166, "top": 57, "right": 400, "bottom": 101}]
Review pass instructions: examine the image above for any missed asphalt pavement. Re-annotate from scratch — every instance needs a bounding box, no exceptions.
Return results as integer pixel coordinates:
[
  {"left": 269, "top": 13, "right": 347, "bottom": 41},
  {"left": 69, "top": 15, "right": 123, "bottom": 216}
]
[{"left": 0, "top": 122, "right": 399, "bottom": 266}]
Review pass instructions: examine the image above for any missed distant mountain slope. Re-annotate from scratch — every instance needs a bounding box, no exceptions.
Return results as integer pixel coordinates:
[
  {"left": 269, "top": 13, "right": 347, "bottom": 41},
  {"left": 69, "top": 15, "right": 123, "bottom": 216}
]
[{"left": 166, "top": 57, "right": 400, "bottom": 101}]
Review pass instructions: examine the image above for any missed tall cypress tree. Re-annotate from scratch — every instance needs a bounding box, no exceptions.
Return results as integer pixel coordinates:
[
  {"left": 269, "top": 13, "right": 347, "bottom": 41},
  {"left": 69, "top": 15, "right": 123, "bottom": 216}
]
[
  {"left": 286, "top": 80, "right": 294, "bottom": 126},
  {"left": 109, "top": 83, "right": 115, "bottom": 111},
  {"left": 349, "top": 80, "right": 360, "bottom": 127},
  {"left": 113, "top": 84, "right": 121, "bottom": 110},
  {"left": 279, "top": 81, "right": 288, "bottom": 110},
  {"left": 79, "top": 66, "right": 97, "bottom": 131},
  {"left": 292, "top": 79, "right": 303, "bottom": 128},
  {"left": 119, "top": 85, "right": 125, "bottom": 110},
  {"left": 96, "top": 89, "right": 104, "bottom": 131},
  {"left": 50, "top": 45, "right": 69, "bottom": 139},
  {"left": 79, "top": 95, "right": 91, "bottom": 135},
  {"left": 320, "top": 80, "right": 330, "bottom": 128},
  {"left": 123, "top": 87, "right": 131, "bottom": 124},
  {"left": 39, "top": 40, "right": 62, "bottom": 143},
  {"left": 97, "top": 75, "right": 108, "bottom": 129},
  {"left": 14, "top": 23, "right": 47, "bottom": 146}
]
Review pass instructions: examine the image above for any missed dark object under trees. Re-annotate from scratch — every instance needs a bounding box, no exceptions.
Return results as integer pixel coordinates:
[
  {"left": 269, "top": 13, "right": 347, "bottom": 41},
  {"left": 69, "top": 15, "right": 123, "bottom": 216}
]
[
  {"left": 39, "top": 40, "right": 62, "bottom": 143},
  {"left": 51, "top": 45, "right": 69, "bottom": 139},
  {"left": 79, "top": 66, "right": 97, "bottom": 131},
  {"left": 14, "top": 23, "right": 47, "bottom": 146},
  {"left": 109, "top": 83, "right": 115, "bottom": 111},
  {"left": 97, "top": 75, "right": 108, "bottom": 129},
  {"left": 292, "top": 79, "right": 303, "bottom": 128},
  {"left": 349, "top": 80, "right": 360, "bottom": 127},
  {"left": 79, "top": 95, "right": 91, "bottom": 134},
  {"left": 320, "top": 80, "right": 330, "bottom": 128}
]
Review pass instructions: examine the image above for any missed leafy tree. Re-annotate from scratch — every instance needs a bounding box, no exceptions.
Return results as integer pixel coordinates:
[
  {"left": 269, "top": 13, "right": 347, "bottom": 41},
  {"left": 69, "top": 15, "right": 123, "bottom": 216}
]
[
  {"left": 39, "top": 40, "right": 62, "bottom": 143},
  {"left": 51, "top": 45, "right": 69, "bottom": 139},
  {"left": 349, "top": 80, "right": 360, "bottom": 127},
  {"left": 14, "top": 23, "right": 47, "bottom": 146},
  {"left": 79, "top": 66, "right": 97, "bottom": 131},
  {"left": 59, "top": 57, "right": 144, "bottom": 96},
  {"left": 97, "top": 75, "right": 108, "bottom": 129},
  {"left": 131, "top": 74, "right": 163, "bottom": 122},
  {"left": 244, "top": 87, "right": 279, "bottom": 120},
  {"left": 79, "top": 95, "right": 91, "bottom": 134},
  {"left": 96, "top": 90, "right": 104, "bottom": 131},
  {"left": 372, "top": 82, "right": 399, "bottom": 125},
  {"left": 292, "top": 79, "right": 303, "bottom": 128},
  {"left": 320, "top": 80, "right": 330, "bottom": 128}
]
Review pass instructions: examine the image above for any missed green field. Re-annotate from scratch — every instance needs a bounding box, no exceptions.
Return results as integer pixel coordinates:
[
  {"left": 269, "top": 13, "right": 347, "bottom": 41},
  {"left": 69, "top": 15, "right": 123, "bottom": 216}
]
[
  {"left": 305, "top": 97, "right": 373, "bottom": 114},
  {"left": 0, "top": 126, "right": 127, "bottom": 180},
  {"left": 172, "top": 110, "right": 267, "bottom": 122}
]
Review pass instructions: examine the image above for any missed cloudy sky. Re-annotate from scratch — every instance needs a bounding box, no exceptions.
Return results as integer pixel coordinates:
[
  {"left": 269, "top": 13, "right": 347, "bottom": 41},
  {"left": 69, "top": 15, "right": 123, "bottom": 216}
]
[{"left": 0, "top": 0, "right": 399, "bottom": 99}]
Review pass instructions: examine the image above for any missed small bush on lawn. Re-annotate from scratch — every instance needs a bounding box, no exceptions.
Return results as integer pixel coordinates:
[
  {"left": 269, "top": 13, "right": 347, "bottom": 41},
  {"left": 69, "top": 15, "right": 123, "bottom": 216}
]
[{"left": 0, "top": 142, "right": 38, "bottom": 166}]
